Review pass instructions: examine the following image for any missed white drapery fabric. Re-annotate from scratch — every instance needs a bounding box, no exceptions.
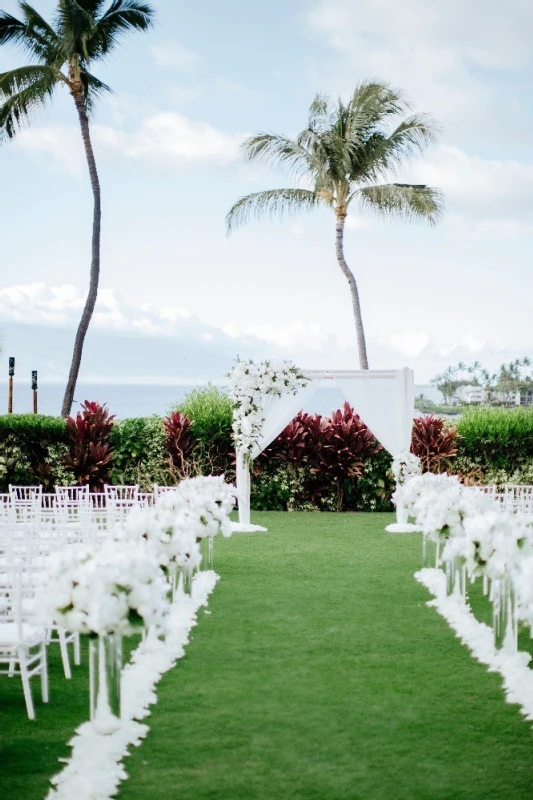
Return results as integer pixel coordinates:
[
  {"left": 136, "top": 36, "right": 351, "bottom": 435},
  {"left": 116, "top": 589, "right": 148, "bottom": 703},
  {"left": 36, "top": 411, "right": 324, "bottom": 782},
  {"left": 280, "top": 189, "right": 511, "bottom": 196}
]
[
  {"left": 334, "top": 368, "right": 413, "bottom": 458},
  {"left": 235, "top": 383, "right": 316, "bottom": 525},
  {"left": 235, "top": 368, "right": 414, "bottom": 526},
  {"left": 251, "top": 383, "right": 318, "bottom": 459}
]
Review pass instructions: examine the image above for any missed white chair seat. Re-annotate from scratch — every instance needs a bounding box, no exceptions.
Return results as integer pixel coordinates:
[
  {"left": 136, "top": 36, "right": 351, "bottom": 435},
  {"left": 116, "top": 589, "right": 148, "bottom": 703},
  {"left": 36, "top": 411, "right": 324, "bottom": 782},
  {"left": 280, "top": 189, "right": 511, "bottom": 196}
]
[{"left": 0, "top": 622, "right": 46, "bottom": 648}]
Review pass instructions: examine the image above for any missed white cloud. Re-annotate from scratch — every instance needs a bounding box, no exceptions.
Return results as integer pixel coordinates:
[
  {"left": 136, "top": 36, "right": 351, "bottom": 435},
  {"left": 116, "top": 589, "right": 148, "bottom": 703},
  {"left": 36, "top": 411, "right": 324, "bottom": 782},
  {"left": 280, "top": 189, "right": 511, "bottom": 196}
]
[
  {"left": 8, "top": 112, "right": 244, "bottom": 173},
  {"left": 223, "top": 320, "right": 344, "bottom": 353},
  {"left": 304, "top": 0, "right": 533, "bottom": 147},
  {"left": 404, "top": 146, "right": 533, "bottom": 218},
  {"left": 99, "top": 112, "right": 243, "bottom": 167},
  {"left": 150, "top": 42, "right": 202, "bottom": 72},
  {"left": 389, "top": 331, "right": 430, "bottom": 359},
  {"left": 12, "top": 125, "right": 84, "bottom": 177},
  {"left": 1, "top": 283, "right": 531, "bottom": 383},
  {"left": 0, "top": 283, "right": 200, "bottom": 335}
]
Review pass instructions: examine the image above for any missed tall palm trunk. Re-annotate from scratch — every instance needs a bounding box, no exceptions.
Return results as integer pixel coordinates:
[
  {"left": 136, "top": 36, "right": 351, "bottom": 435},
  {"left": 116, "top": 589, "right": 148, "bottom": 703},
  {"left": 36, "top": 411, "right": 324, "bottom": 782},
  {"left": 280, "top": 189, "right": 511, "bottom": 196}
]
[
  {"left": 61, "top": 92, "right": 101, "bottom": 417},
  {"left": 335, "top": 213, "right": 369, "bottom": 370}
]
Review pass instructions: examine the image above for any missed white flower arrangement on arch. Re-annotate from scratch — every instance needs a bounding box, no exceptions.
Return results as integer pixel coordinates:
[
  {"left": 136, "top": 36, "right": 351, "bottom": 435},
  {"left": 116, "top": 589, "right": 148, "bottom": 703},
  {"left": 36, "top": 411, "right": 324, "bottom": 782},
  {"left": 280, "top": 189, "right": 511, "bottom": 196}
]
[
  {"left": 391, "top": 450, "right": 422, "bottom": 486},
  {"left": 227, "top": 357, "right": 307, "bottom": 457}
]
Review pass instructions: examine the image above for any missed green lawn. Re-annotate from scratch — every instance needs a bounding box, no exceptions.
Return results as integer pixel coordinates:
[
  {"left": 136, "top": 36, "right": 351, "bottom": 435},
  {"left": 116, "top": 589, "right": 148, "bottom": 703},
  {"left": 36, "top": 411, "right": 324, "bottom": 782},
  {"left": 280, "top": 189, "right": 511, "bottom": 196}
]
[{"left": 3, "top": 513, "right": 533, "bottom": 799}]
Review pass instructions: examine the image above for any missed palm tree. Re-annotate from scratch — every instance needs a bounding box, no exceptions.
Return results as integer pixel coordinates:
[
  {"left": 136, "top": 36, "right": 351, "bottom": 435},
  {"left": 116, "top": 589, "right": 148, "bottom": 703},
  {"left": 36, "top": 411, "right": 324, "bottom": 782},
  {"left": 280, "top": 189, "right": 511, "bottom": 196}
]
[
  {"left": 456, "top": 361, "right": 467, "bottom": 383},
  {"left": 467, "top": 360, "right": 482, "bottom": 383},
  {"left": 0, "top": 1, "right": 154, "bottom": 416},
  {"left": 226, "top": 81, "right": 444, "bottom": 369}
]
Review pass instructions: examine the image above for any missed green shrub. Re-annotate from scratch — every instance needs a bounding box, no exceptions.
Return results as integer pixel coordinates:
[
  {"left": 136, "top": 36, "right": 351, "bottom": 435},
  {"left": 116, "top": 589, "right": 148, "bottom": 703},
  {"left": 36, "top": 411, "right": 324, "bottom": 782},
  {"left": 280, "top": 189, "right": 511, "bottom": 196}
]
[
  {"left": 251, "top": 461, "right": 294, "bottom": 511},
  {"left": 0, "top": 414, "right": 70, "bottom": 491},
  {"left": 0, "top": 414, "right": 68, "bottom": 441},
  {"left": 456, "top": 407, "right": 533, "bottom": 472},
  {"left": 174, "top": 385, "right": 234, "bottom": 475},
  {"left": 343, "top": 449, "right": 394, "bottom": 512},
  {"left": 110, "top": 416, "right": 170, "bottom": 491}
]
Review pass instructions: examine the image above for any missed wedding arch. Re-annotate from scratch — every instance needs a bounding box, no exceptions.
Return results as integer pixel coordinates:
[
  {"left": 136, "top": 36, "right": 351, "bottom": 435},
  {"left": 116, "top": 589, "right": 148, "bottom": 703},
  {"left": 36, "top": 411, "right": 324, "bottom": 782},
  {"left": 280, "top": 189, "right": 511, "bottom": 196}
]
[{"left": 231, "top": 366, "right": 414, "bottom": 531}]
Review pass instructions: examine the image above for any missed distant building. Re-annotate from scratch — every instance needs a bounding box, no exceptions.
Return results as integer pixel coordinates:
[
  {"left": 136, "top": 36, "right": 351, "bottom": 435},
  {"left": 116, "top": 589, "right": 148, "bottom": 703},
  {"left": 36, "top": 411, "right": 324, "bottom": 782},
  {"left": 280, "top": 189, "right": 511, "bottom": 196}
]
[
  {"left": 453, "top": 385, "right": 525, "bottom": 406},
  {"left": 520, "top": 390, "right": 533, "bottom": 406},
  {"left": 452, "top": 384, "right": 533, "bottom": 406},
  {"left": 454, "top": 385, "right": 487, "bottom": 404}
]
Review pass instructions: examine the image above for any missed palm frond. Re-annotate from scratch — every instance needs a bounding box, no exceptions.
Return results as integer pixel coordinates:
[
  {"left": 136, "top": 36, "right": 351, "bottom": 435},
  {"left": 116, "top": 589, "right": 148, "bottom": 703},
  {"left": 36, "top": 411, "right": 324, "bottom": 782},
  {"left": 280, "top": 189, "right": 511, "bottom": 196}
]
[
  {"left": 308, "top": 92, "right": 331, "bottom": 132},
  {"left": 0, "top": 65, "right": 60, "bottom": 99},
  {"left": 76, "top": 0, "right": 107, "bottom": 13},
  {"left": 19, "top": 3, "right": 59, "bottom": 45},
  {"left": 0, "top": 5, "right": 61, "bottom": 67},
  {"left": 0, "top": 67, "right": 57, "bottom": 141},
  {"left": 226, "top": 188, "right": 319, "bottom": 233},
  {"left": 347, "top": 80, "right": 411, "bottom": 135},
  {"left": 356, "top": 183, "right": 445, "bottom": 225},
  {"left": 0, "top": 11, "right": 25, "bottom": 46},
  {"left": 241, "top": 132, "right": 316, "bottom": 179},
  {"left": 81, "top": 69, "right": 111, "bottom": 112},
  {"left": 56, "top": 0, "right": 95, "bottom": 61},
  {"left": 90, "top": 0, "right": 154, "bottom": 57},
  {"left": 363, "top": 113, "right": 441, "bottom": 180}
]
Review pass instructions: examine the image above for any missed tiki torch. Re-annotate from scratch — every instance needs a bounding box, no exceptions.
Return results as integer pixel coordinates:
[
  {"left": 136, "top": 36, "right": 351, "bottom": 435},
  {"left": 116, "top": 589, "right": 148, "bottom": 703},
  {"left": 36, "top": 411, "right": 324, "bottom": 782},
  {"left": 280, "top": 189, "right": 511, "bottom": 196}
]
[
  {"left": 8, "top": 357, "right": 15, "bottom": 414},
  {"left": 32, "top": 370, "right": 38, "bottom": 414}
]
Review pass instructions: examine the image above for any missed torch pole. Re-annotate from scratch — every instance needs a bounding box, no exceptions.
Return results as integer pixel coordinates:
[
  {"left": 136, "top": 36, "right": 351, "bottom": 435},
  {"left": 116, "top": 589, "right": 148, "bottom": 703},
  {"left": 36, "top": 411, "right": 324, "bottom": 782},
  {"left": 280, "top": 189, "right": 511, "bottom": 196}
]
[
  {"left": 32, "top": 371, "right": 38, "bottom": 415},
  {"left": 8, "top": 357, "right": 15, "bottom": 414}
]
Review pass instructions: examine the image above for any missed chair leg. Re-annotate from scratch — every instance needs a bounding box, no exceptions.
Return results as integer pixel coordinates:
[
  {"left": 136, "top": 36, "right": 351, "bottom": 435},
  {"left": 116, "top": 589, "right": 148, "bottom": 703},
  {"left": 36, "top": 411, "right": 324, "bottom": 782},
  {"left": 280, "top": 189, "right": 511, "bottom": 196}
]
[
  {"left": 58, "top": 628, "right": 72, "bottom": 679},
  {"left": 40, "top": 641, "right": 49, "bottom": 703},
  {"left": 73, "top": 632, "right": 81, "bottom": 666},
  {"left": 8, "top": 656, "right": 16, "bottom": 677},
  {"left": 18, "top": 648, "right": 36, "bottom": 720}
]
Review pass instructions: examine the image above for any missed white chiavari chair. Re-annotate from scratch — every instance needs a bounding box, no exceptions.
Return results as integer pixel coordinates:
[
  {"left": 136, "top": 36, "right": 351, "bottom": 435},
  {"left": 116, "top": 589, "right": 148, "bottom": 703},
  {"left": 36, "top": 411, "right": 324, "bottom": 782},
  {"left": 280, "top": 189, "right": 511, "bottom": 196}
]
[
  {"left": 0, "top": 555, "right": 48, "bottom": 719},
  {"left": 153, "top": 484, "right": 178, "bottom": 501},
  {"left": 8, "top": 485, "right": 43, "bottom": 528},
  {"left": 139, "top": 492, "right": 155, "bottom": 508},
  {"left": 105, "top": 485, "right": 140, "bottom": 524}
]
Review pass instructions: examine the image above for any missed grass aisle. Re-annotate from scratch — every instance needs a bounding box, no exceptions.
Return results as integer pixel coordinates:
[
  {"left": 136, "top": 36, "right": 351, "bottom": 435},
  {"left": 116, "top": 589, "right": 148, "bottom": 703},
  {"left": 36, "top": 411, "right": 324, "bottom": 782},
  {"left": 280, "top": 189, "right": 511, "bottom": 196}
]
[{"left": 118, "top": 512, "right": 533, "bottom": 800}]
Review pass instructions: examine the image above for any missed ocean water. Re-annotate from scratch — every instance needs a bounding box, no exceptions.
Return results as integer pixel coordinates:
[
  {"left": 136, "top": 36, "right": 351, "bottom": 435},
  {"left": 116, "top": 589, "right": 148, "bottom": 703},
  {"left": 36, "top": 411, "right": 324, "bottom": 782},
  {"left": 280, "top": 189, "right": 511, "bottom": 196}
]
[{"left": 0, "top": 382, "right": 441, "bottom": 419}]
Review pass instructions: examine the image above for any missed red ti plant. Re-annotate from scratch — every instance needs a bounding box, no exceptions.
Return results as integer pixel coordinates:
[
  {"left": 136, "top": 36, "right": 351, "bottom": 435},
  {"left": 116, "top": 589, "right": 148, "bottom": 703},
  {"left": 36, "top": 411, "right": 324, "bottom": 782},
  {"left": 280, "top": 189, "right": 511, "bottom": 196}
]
[
  {"left": 264, "top": 411, "right": 315, "bottom": 464},
  {"left": 312, "top": 403, "right": 381, "bottom": 511},
  {"left": 64, "top": 401, "right": 115, "bottom": 491},
  {"left": 263, "top": 411, "right": 333, "bottom": 508},
  {"left": 163, "top": 412, "right": 195, "bottom": 477},
  {"left": 411, "top": 415, "right": 458, "bottom": 473}
]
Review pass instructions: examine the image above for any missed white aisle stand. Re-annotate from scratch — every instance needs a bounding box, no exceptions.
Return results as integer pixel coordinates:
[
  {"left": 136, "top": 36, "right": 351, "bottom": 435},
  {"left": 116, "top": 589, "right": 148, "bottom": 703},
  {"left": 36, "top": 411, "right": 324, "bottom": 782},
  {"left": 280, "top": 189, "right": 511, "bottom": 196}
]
[{"left": 234, "top": 368, "right": 416, "bottom": 533}]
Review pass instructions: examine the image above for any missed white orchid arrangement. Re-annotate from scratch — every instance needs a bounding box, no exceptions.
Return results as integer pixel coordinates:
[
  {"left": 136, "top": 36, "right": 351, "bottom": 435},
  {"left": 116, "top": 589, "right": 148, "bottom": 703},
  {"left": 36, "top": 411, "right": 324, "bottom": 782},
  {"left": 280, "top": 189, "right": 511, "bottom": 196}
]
[
  {"left": 407, "top": 472, "right": 533, "bottom": 634},
  {"left": 227, "top": 357, "right": 307, "bottom": 457},
  {"left": 391, "top": 450, "right": 422, "bottom": 486},
  {"left": 37, "top": 540, "right": 169, "bottom": 637},
  {"left": 172, "top": 475, "right": 236, "bottom": 539},
  {"left": 118, "top": 476, "right": 236, "bottom": 574}
]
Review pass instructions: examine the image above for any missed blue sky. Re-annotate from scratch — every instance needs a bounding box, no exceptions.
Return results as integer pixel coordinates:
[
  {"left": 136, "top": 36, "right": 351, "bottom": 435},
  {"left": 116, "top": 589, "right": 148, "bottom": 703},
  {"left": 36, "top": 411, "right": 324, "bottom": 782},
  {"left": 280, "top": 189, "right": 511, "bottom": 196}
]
[{"left": 1, "top": 0, "right": 532, "bottom": 385}]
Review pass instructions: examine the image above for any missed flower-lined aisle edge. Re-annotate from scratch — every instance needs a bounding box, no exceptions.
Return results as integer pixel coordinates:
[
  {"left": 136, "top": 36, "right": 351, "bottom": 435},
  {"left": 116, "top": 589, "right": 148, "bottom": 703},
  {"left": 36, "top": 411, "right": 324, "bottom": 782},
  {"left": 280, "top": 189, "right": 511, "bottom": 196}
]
[
  {"left": 416, "top": 568, "right": 533, "bottom": 724},
  {"left": 46, "top": 571, "right": 219, "bottom": 800}
]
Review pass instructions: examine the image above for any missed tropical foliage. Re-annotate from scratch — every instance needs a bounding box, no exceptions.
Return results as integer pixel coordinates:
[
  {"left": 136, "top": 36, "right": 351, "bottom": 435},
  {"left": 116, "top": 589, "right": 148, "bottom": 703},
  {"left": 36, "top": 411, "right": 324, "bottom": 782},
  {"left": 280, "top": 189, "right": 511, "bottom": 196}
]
[
  {"left": 2, "top": 393, "right": 533, "bottom": 501},
  {"left": 227, "top": 80, "right": 444, "bottom": 368},
  {"left": 163, "top": 412, "right": 195, "bottom": 478},
  {"left": 64, "top": 400, "right": 115, "bottom": 491},
  {"left": 411, "top": 415, "right": 458, "bottom": 473}
]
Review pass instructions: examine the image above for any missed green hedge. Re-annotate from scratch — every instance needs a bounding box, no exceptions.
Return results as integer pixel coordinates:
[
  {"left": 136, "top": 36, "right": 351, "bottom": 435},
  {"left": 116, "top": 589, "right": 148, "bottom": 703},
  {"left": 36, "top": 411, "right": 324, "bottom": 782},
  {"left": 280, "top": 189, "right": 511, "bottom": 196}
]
[
  {"left": 1, "top": 404, "right": 533, "bottom": 501},
  {"left": 0, "top": 414, "right": 72, "bottom": 490},
  {"left": 452, "top": 407, "right": 533, "bottom": 488},
  {"left": 455, "top": 408, "right": 533, "bottom": 471}
]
